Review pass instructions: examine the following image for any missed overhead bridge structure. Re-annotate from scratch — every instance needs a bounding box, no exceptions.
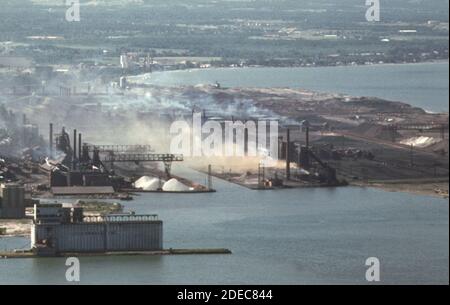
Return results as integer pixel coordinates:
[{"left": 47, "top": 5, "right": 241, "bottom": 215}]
[
  {"left": 102, "top": 153, "right": 184, "bottom": 177},
  {"left": 82, "top": 144, "right": 183, "bottom": 177},
  {"left": 84, "top": 145, "right": 154, "bottom": 153},
  {"left": 388, "top": 123, "right": 449, "bottom": 142}
]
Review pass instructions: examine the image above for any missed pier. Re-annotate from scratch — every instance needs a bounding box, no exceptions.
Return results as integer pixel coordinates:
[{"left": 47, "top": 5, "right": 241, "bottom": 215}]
[{"left": 0, "top": 248, "right": 232, "bottom": 259}]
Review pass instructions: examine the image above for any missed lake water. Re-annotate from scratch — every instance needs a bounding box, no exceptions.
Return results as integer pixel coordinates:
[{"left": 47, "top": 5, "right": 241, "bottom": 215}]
[
  {"left": 0, "top": 168, "right": 448, "bottom": 285},
  {"left": 130, "top": 62, "right": 449, "bottom": 113}
]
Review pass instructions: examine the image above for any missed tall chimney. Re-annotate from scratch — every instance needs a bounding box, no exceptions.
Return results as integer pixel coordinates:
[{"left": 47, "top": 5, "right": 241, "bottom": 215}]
[
  {"left": 73, "top": 129, "right": 77, "bottom": 160},
  {"left": 49, "top": 123, "right": 53, "bottom": 158},
  {"left": 286, "top": 128, "right": 291, "bottom": 181},
  {"left": 244, "top": 126, "right": 249, "bottom": 156},
  {"left": 78, "top": 133, "right": 82, "bottom": 161}
]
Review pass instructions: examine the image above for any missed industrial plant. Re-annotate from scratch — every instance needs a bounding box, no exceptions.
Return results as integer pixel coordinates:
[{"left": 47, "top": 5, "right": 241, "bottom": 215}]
[{"left": 43, "top": 123, "right": 188, "bottom": 196}]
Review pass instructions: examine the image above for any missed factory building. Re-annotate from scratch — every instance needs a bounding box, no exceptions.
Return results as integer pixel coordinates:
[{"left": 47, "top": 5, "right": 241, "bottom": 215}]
[
  {"left": 31, "top": 204, "right": 163, "bottom": 256},
  {"left": 49, "top": 170, "right": 113, "bottom": 188},
  {"left": 0, "top": 184, "right": 26, "bottom": 219}
]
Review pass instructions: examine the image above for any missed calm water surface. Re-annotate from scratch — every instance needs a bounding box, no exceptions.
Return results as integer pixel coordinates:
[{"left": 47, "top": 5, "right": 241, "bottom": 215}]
[{"left": 0, "top": 168, "right": 448, "bottom": 285}]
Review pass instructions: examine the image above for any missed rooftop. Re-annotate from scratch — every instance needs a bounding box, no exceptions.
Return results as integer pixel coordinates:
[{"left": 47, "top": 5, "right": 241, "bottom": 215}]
[{"left": 84, "top": 214, "right": 160, "bottom": 223}]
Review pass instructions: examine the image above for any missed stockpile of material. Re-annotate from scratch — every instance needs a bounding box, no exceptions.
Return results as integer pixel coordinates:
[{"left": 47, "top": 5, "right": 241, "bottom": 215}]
[
  {"left": 162, "top": 178, "right": 191, "bottom": 192},
  {"left": 134, "top": 176, "right": 164, "bottom": 191},
  {"left": 400, "top": 136, "right": 440, "bottom": 148},
  {"left": 358, "top": 123, "right": 401, "bottom": 141}
]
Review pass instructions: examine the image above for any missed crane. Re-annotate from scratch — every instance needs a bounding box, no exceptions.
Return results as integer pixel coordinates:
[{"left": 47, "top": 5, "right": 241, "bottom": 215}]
[{"left": 81, "top": 144, "right": 183, "bottom": 177}]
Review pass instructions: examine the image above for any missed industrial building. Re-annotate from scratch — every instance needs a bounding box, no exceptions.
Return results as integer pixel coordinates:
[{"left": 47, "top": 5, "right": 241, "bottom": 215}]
[
  {"left": 0, "top": 183, "right": 25, "bottom": 219},
  {"left": 42, "top": 123, "right": 183, "bottom": 195},
  {"left": 31, "top": 204, "right": 163, "bottom": 256}
]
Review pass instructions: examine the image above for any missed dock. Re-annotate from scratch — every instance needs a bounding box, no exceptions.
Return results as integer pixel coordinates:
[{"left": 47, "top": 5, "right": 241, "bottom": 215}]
[{"left": 0, "top": 248, "right": 232, "bottom": 259}]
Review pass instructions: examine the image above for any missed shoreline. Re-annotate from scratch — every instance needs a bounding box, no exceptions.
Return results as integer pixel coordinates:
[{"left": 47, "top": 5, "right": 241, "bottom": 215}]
[
  {"left": 359, "top": 179, "right": 449, "bottom": 199},
  {"left": 129, "top": 59, "right": 450, "bottom": 80},
  {"left": 372, "top": 185, "right": 449, "bottom": 199},
  {"left": 133, "top": 58, "right": 450, "bottom": 74},
  {"left": 127, "top": 60, "right": 449, "bottom": 113},
  {"left": 0, "top": 248, "right": 233, "bottom": 259}
]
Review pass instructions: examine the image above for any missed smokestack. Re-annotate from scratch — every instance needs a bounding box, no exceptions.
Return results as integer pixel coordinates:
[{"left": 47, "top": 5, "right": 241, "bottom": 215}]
[
  {"left": 78, "top": 133, "right": 82, "bottom": 161},
  {"left": 244, "top": 126, "right": 249, "bottom": 156},
  {"left": 286, "top": 128, "right": 291, "bottom": 181},
  {"left": 73, "top": 129, "right": 77, "bottom": 160},
  {"left": 49, "top": 123, "right": 53, "bottom": 158}
]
